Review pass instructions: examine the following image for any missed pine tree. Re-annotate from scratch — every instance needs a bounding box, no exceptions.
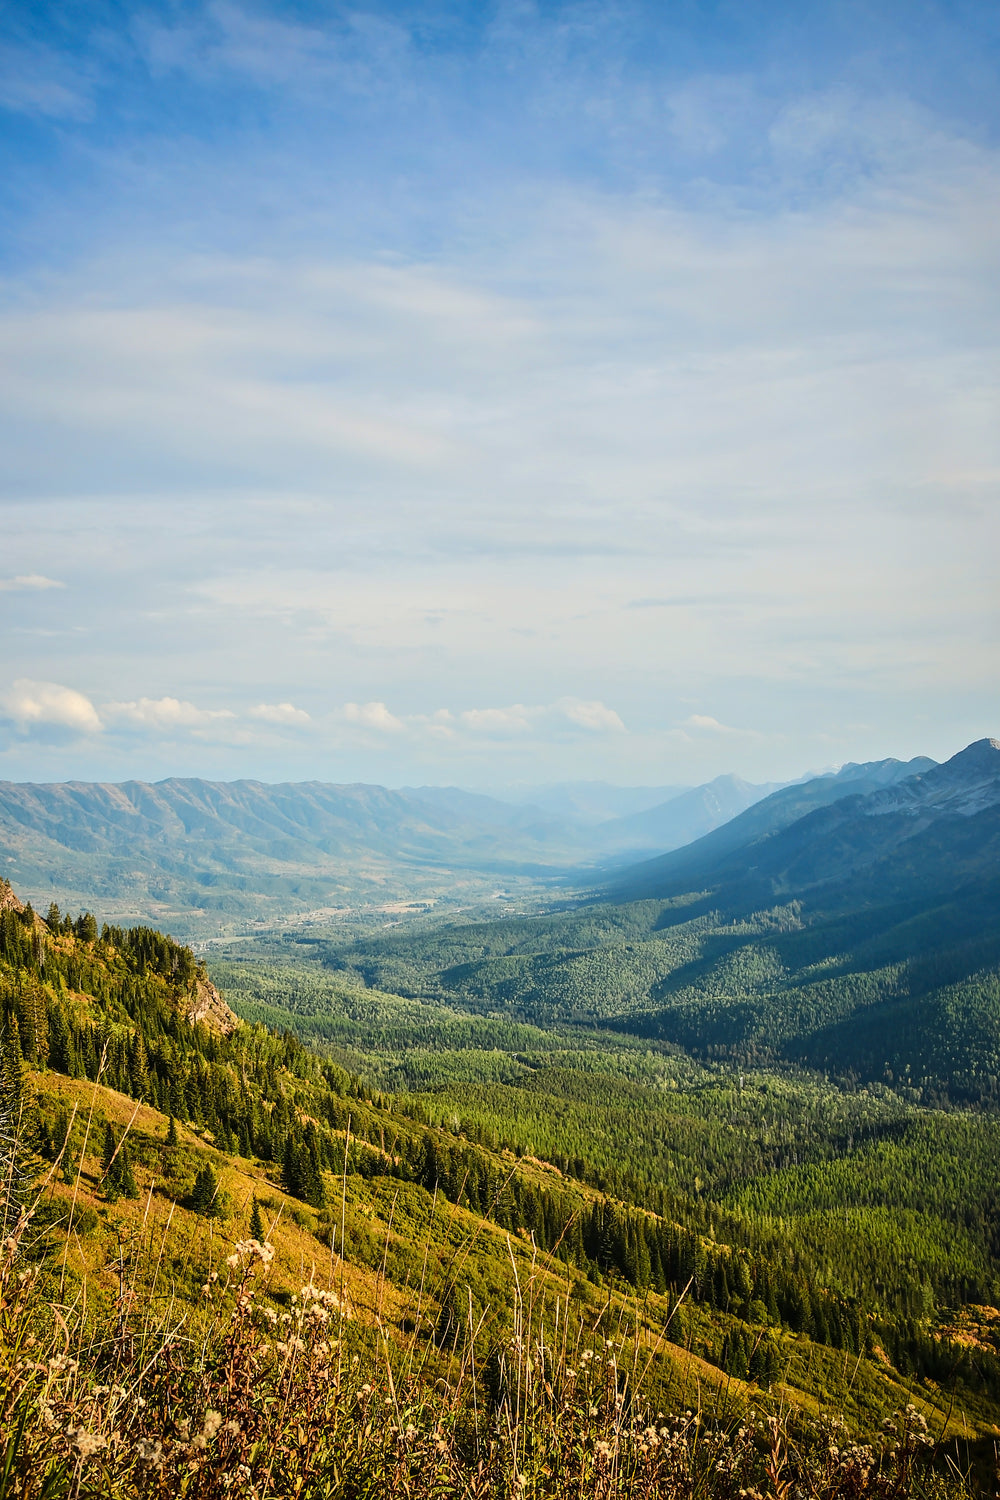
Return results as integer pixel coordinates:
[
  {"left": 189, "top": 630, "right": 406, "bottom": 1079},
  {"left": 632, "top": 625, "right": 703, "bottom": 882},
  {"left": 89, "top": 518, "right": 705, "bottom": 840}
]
[
  {"left": 250, "top": 1196, "right": 265, "bottom": 1242},
  {"left": 434, "top": 1283, "right": 468, "bottom": 1349},
  {"left": 128, "top": 1032, "right": 150, "bottom": 1100},
  {"left": 0, "top": 1018, "right": 34, "bottom": 1239},
  {"left": 302, "top": 1123, "right": 326, "bottom": 1209},
  {"left": 165, "top": 1115, "right": 179, "bottom": 1148},
  {"left": 281, "top": 1134, "right": 302, "bottom": 1199},
  {"left": 190, "top": 1165, "right": 221, "bottom": 1217},
  {"left": 101, "top": 1122, "right": 139, "bottom": 1201},
  {"left": 74, "top": 912, "right": 98, "bottom": 944}
]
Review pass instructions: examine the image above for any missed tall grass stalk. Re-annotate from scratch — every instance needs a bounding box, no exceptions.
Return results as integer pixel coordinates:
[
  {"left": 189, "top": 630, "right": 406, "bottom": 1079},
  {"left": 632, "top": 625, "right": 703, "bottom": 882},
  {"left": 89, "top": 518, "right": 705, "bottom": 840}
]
[{"left": 0, "top": 1113, "right": 979, "bottom": 1499}]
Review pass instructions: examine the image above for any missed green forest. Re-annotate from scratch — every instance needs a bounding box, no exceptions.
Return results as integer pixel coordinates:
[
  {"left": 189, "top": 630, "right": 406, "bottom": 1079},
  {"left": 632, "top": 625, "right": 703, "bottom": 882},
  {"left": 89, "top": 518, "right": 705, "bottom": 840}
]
[{"left": 3, "top": 871, "right": 1000, "bottom": 1494}]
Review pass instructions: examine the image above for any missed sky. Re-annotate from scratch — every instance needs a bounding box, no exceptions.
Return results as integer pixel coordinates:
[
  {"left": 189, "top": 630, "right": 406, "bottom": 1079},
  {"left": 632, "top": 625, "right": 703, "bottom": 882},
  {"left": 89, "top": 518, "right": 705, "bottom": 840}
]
[{"left": 0, "top": 0, "right": 998, "bottom": 790}]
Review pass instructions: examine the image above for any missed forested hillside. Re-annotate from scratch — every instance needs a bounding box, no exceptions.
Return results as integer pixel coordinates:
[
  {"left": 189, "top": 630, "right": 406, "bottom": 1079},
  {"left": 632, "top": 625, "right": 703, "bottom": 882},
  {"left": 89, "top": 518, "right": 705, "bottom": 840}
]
[
  {"left": 2, "top": 873, "right": 1000, "bottom": 1495},
  {"left": 313, "top": 740, "right": 1000, "bottom": 1105},
  {"left": 0, "top": 756, "right": 930, "bottom": 937}
]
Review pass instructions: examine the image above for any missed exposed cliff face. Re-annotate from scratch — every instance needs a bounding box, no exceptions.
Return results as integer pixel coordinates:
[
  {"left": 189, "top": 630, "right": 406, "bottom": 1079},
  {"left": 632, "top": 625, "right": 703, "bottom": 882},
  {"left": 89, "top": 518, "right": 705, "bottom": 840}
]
[
  {"left": 186, "top": 975, "right": 238, "bottom": 1035},
  {"left": 0, "top": 878, "right": 46, "bottom": 929},
  {"left": 0, "top": 879, "right": 24, "bottom": 915}
]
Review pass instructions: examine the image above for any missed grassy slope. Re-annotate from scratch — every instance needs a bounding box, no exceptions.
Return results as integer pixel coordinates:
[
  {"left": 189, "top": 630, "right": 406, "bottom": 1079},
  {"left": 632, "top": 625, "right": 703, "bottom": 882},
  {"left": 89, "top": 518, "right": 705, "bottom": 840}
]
[{"left": 25, "top": 1067, "right": 980, "bottom": 1448}]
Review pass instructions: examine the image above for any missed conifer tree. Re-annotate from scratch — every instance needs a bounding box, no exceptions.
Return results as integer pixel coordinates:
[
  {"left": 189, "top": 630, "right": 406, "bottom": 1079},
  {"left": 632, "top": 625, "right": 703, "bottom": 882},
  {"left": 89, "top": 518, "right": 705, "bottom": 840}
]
[
  {"left": 250, "top": 1196, "right": 265, "bottom": 1242},
  {"left": 101, "top": 1122, "right": 139, "bottom": 1201},
  {"left": 0, "top": 1018, "right": 34, "bottom": 1239},
  {"left": 191, "top": 1164, "right": 221, "bottom": 1217}
]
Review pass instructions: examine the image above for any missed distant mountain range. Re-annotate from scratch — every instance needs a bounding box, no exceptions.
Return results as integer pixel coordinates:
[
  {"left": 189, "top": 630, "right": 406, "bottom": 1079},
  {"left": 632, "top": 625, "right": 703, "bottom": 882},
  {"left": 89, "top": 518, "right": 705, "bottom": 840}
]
[
  {"left": 319, "top": 738, "right": 1000, "bottom": 1106},
  {"left": 7, "top": 744, "right": 991, "bottom": 945},
  {"left": 612, "top": 752, "right": 940, "bottom": 898},
  {"left": 0, "top": 768, "right": 794, "bottom": 932}
]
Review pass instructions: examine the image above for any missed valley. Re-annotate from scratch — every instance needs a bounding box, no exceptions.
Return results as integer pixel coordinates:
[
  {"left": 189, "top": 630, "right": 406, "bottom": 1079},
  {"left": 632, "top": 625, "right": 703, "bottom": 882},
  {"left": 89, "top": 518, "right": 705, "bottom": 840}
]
[{"left": 2, "top": 738, "right": 999, "bottom": 1494}]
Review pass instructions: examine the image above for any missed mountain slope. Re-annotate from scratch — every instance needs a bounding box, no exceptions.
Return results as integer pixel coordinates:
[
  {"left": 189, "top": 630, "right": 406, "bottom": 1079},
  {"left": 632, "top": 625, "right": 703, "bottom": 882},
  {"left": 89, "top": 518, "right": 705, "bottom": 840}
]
[
  {"left": 610, "top": 753, "right": 940, "bottom": 899},
  {"left": 4, "top": 876, "right": 1000, "bottom": 1469},
  {"left": 316, "top": 740, "right": 1000, "bottom": 1105},
  {"left": 0, "top": 777, "right": 599, "bottom": 932},
  {"left": 0, "top": 770, "right": 815, "bottom": 935},
  {"left": 592, "top": 773, "right": 789, "bottom": 855}
]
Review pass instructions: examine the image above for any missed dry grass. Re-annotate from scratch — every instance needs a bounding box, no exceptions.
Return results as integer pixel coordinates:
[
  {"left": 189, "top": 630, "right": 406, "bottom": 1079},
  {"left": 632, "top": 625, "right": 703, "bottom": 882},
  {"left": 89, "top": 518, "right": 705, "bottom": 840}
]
[{"left": 0, "top": 1201, "right": 975, "bottom": 1500}]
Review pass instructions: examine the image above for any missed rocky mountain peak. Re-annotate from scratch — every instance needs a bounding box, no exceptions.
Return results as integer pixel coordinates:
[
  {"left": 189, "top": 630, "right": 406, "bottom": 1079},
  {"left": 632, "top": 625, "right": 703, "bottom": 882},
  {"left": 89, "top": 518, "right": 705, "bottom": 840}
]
[{"left": 939, "top": 737, "right": 1000, "bottom": 775}]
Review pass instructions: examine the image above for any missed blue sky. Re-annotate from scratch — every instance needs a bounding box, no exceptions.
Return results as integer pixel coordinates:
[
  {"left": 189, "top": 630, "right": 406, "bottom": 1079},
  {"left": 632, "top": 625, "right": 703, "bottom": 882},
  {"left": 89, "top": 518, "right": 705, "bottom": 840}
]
[{"left": 1, "top": 0, "right": 998, "bottom": 787}]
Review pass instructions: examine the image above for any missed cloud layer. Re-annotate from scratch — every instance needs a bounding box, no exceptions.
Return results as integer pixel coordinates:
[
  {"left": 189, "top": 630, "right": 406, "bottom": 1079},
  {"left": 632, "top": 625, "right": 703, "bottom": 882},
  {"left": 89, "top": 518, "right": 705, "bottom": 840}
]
[{"left": 1, "top": 2, "right": 997, "bottom": 785}]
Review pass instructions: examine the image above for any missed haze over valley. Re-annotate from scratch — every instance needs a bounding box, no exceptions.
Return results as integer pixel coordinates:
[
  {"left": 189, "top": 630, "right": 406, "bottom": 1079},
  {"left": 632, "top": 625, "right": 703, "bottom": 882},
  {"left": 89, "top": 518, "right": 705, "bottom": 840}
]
[{"left": 2, "top": 1, "right": 999, "bottom": 1493}]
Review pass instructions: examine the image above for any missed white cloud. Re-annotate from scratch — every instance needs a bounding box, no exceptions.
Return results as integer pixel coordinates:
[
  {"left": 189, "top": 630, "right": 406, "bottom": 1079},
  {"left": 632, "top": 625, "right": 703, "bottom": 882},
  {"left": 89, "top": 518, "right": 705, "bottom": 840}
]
[
  {"left": 250, "top": 701, "right": 311, "bottom": 725},
  {"left": 342, "top": 700, "right": 405, "bottom": 733},
  {"left": 685, "top": 714, "right": 731, "bottom": 732},
  {"left": 336, "top": 697, "right": 626, "bottom": 744},
  {"left": 0, "top": 574, "right": 65, "bottom": 592},
  {"left": 557, "top": 698, "right": 626, "bottom": 733},
  {"left": 682, "top": 714, "right": 762, "bottom": 740},
  {"left": 1, "top": 679, "right": 102, "bottom": 734},
  {"left": 442, "top": 699, "right": 625, "bottom": 738},
  {"left": 102, "top": 697, "right": 236, "bottom": 731},
  {"left": 458, "top": 705, "right": 535, "bottom": 736},
  {"left": 1, "top": 15, "right": 997, "bottom": 786}
]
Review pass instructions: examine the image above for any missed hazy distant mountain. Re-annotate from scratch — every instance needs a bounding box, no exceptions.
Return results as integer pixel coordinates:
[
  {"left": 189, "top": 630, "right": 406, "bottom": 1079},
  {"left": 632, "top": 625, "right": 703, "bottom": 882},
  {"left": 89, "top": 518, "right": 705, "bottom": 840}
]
[
  {"left": 322, "top": 740, "right": 1000, "bottom": 1105},
  {"left": 2, "top": 753, "right": 959, "bottom": 938},
  {"left": 0, "top": 770, "right": 800, "bottom": 934},
  {"left": 592, "top": 773, "right": 788, "bottom": 855},
  {"left": 612, "top": 753, "right": 939, "bottom": 898},
  {"left": 486, "top": 781, "right": 690, "bottom": 824},
  {"left": 0, "top": 778, "right": 597, "bottom": 932}
]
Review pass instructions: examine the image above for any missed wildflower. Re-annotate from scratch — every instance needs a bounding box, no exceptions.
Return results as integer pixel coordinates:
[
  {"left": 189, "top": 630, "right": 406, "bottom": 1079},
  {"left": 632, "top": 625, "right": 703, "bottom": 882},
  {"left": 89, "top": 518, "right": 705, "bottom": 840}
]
[
  {"left": 135, "top": 1438, "right": 163, "bottom": 1466},
  {"left": 189, "top": 1409, "right": 224, "bottom": 1451},
  {"left": 594, "top": 1440, "right": 612, "bottom": 1461},
  {"left": 68, "top": 1428, "right": 106, "bottom": 1459}
]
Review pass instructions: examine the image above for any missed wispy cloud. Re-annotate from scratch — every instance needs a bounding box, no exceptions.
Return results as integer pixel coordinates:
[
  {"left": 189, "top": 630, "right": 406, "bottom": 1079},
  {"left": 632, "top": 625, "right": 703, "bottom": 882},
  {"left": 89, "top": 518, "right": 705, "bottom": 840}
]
[
  {"left": 339, "top": 698, "right": 628, "bottom": 742},
  {"left": 102, "top": 697, "right": 236, "bottom": 731},
  {"left": 0, "top": 574, "right": 65, "bottom": 592},
  {"left": 0, "top": 40, "right": 94, "bottom": 121},
  {"left": 250, "top": 701, "right": 311, "bottom": 726},
  {"left": 0, "top": 2, "right": 997, "bottom": 783},
  {"left": 681, "top": 714, "right": 764, "bottom": 741}
]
